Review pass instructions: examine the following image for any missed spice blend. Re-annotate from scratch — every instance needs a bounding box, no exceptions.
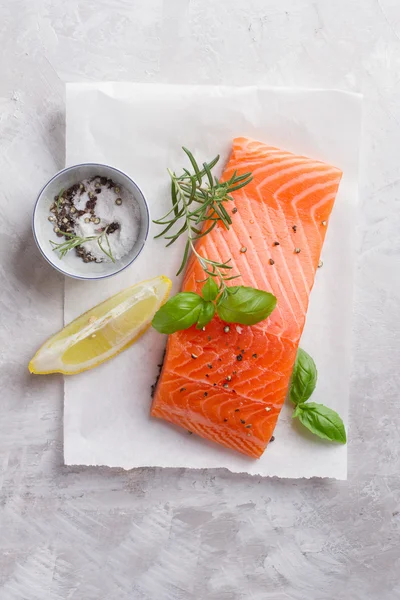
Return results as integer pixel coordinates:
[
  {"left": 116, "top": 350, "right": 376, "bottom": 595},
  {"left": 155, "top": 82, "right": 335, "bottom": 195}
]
[{"left": 49, "top": 176, "right": 140, "bottom": 263}]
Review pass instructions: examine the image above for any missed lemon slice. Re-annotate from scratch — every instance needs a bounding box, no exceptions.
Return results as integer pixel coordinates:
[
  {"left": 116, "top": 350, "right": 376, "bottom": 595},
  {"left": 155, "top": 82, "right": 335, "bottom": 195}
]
[{"left": 29, "top": 275, "right": 172, "bottom": 375}]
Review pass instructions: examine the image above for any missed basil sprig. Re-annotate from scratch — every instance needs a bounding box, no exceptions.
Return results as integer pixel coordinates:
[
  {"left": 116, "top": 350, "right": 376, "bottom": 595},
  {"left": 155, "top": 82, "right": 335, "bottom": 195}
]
[
  {"left": 290, "top": 348, "right": 346, "bottom": 444},
  {"left": 201, "top": 277, "right": 219, "bottom": 302},
  {"left": 290, "top": 348, "right": 317, "bottom": 405},
  {"left": 152, "top": 292, "right": 203, "bottom": 334},
  {"left": 196, "top": 301, "right": 216, "bottom": 330},
  {"left": 293, "top": 403, "right": 347, "bottom": 444},
  {"left": 217, "top": 286, "right": 277, "bottom": 326},
  {"left": 152, "top": 278, "right": 277, "bottom": 334}
]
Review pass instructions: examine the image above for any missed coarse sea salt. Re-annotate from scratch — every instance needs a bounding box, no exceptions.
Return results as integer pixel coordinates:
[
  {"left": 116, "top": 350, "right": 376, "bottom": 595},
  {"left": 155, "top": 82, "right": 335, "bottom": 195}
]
[{"left": 73, "top": 178, "right": 140, "bottom": 262}]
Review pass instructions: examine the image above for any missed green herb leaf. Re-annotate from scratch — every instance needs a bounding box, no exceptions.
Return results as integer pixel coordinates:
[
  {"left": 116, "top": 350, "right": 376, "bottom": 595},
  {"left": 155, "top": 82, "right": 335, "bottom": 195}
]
[
  {"left": 196, "top": 301, "right": 216, "bottom": 329},
  {"left": 293, "top": 402, "right": 347, "bottom": 444},
  {"left": 290, "top": 348, "right": 317, "bottom": 406},
  {"left": 152, "top": 292, "right": 204, "bottom": 334},
  {"left": 202, "top": 277, "right": 219, "bottom": 302},
  {"left": 51, "top": 225, "right": 115, "bottom": 262},
  {"left": 216, "top": 286, "right": 277, "bottom": 325}
]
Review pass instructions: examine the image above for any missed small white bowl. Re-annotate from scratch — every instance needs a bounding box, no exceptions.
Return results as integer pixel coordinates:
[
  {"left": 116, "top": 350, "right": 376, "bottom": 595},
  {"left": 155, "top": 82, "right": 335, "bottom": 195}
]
[{"left": 33, "top": 163, "right": 149, "bottom": 280}]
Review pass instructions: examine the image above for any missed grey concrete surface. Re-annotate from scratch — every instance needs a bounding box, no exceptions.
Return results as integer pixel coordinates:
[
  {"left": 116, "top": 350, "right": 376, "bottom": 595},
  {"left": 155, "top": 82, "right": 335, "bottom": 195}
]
[{"left": 0, "top": 1, "right": 399, "bottom": 598}]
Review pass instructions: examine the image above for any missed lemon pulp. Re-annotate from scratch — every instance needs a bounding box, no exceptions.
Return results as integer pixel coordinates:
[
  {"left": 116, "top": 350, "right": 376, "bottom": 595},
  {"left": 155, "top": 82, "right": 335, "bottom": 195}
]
[{"left": 29, "top": 275, "right": 171, "bottom": 375}]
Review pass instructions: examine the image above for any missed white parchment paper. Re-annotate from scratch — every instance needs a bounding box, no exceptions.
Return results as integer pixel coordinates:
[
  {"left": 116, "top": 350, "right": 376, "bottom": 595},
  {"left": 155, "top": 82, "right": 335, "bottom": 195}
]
[{"left": 64, "top": 83, "right": 361, "bottom": 479}]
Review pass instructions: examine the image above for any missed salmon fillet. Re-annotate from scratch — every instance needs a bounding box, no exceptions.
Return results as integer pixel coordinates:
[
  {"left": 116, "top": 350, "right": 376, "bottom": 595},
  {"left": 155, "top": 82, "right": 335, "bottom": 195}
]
[{"left": 151, "top": 137, "right": 342, "bottom": 458}]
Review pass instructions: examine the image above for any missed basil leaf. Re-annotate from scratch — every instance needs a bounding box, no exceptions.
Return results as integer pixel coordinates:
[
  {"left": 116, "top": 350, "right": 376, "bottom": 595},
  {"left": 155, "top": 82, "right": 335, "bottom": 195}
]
[
  {"left": 202, "top": 277, "right": 219, "bottom": 302},
  {"left": 290, "top": 348, "right": 317, "bottom": 405},
  {"left": 294, "top": 402, "right": 347, "bottom": 444},
  {"left": 152, "top": 292, "right": 204, "bottom": 334},
  {"left": 216, "top": 286, "right": 277, "bottom": 325},
  {"left": 196, "top": 301, "right": 215, "bottom": 329}
]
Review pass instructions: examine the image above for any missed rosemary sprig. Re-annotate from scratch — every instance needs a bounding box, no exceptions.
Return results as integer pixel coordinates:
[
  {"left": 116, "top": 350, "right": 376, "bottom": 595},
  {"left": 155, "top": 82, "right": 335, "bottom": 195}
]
[
  {"left": 50, "top": 225, "right": 115, "bottom": 262},
  {"left": 154, "top": 147, "right": 252, "bottom": 286}
]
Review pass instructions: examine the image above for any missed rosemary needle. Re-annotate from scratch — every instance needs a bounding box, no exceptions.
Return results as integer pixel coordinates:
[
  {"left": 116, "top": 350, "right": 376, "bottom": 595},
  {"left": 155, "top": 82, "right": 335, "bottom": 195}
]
[
  {"left": 154, "top": 147, "right": 252, "bottom": 284},
  {"left": 50, "top": 226, "right": 115, "bottom": 262}
]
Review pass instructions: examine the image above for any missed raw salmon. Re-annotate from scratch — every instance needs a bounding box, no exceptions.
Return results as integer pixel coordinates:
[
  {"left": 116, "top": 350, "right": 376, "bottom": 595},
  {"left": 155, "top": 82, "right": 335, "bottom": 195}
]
[{"left": 152, "top": 137, "right": 342, "bottom": 458}]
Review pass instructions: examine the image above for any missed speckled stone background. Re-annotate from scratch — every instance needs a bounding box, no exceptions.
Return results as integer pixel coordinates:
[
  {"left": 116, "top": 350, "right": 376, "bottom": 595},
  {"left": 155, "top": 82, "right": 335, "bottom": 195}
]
[{"left": 1, "top": 1, "right": 399, "bottom": 599}]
